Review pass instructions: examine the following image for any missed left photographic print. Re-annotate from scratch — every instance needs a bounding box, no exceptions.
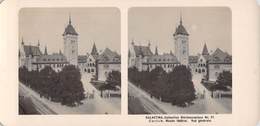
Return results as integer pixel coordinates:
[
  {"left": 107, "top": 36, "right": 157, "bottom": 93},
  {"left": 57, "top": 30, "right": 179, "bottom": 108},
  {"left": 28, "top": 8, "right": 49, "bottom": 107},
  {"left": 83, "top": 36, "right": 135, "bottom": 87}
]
[{"left": 18, "top": 8, "right": 121, "bottom": 115}]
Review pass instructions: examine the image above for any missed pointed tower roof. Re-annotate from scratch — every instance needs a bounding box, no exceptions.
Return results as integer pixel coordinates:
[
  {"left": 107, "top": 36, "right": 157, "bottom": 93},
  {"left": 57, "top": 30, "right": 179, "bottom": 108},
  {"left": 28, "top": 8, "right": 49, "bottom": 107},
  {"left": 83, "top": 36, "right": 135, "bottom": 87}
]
[
  {"left": 21, "top": 37, "right": 24, "bottom": 45},
  {"left": 91, "top": 42, "right": 99, "bottom": 58},
  {"left": 173, "top": 13, "right": 189, "bottom": 36},
  {"left": 202, "top": 43, "right": 209, "bottom": 56},
  {"left": 155, "top": 46, "right": 158, "bottom": 55},
  {"left": 44, "top": 46, "right": 48, "bottom": 55},
  {"left": 63, "top": 14, "right": 78, "bottom": 36}
]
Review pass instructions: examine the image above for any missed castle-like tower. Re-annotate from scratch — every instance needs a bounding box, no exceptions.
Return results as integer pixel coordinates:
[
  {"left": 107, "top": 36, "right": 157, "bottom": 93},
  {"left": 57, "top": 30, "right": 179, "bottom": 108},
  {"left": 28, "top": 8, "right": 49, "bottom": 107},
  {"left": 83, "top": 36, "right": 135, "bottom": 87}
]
[
  {"left": 173, "top": 15, "right": 189, "bottom": 65},
  {"left": 63, "top": 15, "right": 78, "bottom": 66}
]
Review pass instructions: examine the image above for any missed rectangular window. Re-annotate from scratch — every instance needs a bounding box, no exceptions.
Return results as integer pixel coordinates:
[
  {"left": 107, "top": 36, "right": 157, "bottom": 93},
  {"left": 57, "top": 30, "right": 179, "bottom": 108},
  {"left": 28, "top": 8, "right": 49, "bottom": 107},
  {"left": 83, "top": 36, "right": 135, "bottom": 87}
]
[{"left": 214, "top": 65, "right": 220, "bottom": 69}]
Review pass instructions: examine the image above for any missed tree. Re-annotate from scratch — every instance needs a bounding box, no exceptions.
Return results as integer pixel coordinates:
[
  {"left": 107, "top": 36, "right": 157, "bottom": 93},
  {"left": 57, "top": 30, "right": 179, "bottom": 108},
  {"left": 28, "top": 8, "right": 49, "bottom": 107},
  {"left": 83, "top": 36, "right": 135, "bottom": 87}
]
[
  {"left": 106, "top": 71, "right": 121, "bottom": 88},
  {"left": 128, "top": 67, "right": 141, "bottom": 84},
  {"left": 59, "top": 65, "right": 85, "bottom": 106},
  {"left": 149, "top": 66, "right": 166, "bottom": 98},
  {"left": 165, "top": 65, "right": 196, "bottom": 105},
  {"left": 19, "top": 66, "right": 29, "bottom": 84},
  {"left": 214, "top": 71, "right": 232, "bottom": 91}
]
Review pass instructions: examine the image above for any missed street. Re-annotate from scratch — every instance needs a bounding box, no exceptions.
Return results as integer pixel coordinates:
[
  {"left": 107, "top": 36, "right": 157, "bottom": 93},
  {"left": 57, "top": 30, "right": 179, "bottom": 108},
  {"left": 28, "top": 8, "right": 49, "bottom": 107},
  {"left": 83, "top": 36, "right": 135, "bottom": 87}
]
[
  {"left": 19, "top": 83, "right": 57, "bottom": 114},
  {"left": 128, "top": 81, "right": 166, "bottom": 114}
]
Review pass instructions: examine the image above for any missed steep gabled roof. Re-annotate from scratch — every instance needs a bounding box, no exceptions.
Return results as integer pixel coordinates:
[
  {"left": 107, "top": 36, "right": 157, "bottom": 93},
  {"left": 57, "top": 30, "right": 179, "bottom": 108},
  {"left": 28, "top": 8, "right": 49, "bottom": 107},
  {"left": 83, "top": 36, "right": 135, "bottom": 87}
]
[
  {"left": 208, "top": 48, "right": 232, "bottom": 64},
  {"left": 133, "top": 45, "right": 153, "bottom": 57},
  {"left": 23, "top": 45, "right": 42, "bottom": 57},
  {"left": 98, "top": 48, "right": 120, "bottom": 64}
]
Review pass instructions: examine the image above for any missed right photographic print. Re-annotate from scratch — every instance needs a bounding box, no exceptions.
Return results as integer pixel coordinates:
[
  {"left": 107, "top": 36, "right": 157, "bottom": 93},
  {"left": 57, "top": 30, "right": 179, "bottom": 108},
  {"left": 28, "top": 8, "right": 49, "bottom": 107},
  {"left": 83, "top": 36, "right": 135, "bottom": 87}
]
[{"left": 128, "top": 7, "right": 232, "bottom": 114}]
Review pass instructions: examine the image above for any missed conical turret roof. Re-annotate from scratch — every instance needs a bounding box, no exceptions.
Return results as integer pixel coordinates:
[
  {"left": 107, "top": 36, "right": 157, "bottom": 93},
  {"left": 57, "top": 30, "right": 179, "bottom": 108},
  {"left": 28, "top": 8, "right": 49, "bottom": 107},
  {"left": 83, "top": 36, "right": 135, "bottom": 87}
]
[
  {"left": 174, "top": 15, "right": 189, "bottom": 36},
  {"left": 202, "top": 43, "right": 209, "bottom": 56},
  {"left": 63, "top": 15, "right": 78, "bottom": 36}
]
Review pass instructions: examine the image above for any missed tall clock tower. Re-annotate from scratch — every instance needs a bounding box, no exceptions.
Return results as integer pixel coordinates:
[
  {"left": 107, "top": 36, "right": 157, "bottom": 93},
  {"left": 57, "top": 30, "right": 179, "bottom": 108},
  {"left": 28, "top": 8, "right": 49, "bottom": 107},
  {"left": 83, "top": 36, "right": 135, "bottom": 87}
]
[
  {"left": 63, "top": 15, "right": 78, "bottom": 66},
  {"left": 174, "top": 16, "right": 189, "bottom": 65}
]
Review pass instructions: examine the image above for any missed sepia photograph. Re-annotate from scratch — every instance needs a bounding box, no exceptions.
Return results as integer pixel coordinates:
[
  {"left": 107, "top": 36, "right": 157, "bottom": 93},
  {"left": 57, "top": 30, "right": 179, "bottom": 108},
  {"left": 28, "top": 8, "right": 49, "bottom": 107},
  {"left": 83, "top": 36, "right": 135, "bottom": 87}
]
[
  {"left": 128, "top": 7, "right": 232, "bottom": 114},
  {"left": 18, "top": 8, "right": 121, "bottom": 114}
]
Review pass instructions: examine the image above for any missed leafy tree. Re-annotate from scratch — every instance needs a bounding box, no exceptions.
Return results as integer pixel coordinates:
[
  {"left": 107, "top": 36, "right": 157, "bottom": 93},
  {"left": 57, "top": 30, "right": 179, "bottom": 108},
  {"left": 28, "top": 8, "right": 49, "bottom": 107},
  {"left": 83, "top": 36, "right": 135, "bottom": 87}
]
[
  {"left": 106, "top": 71, "right": 121, "bottom": 88},
  {"left": 128, "top": 67, "right": 141, "bottom": 84},
  {"left": 167, "top": 65, "right": 195, "bottom": 105},
  {"left": 19, "top": 66, "right": 29, "bottom": 84},
  {"left": 18, "top": 65, "right": 85, "bottom": 107},
  {"left": 128, "top": 65, "right": 196, "bottom": 106},
  {"left": 213, "top": 71, "right": 232, "bottom": 91},
  {"left": 59, "top": 65, "right": 85, "bottom": 106},
  {"left": 149, "top": 66, "right": 166, "bottom": 98}
]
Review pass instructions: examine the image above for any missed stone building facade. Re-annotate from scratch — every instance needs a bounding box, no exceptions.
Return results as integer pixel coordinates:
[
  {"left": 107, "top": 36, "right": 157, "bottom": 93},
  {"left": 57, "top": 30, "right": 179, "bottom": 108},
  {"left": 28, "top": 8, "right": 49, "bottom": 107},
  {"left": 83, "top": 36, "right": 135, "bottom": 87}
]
[
  {"left": 19, "top": 15, "right": 121, "bottom": 82},
  {"left": 97, "top": 48, "right": 121, "bottom": 81},
  {"left": 128, "top": 16, "right": 232, "bottom": 82}
]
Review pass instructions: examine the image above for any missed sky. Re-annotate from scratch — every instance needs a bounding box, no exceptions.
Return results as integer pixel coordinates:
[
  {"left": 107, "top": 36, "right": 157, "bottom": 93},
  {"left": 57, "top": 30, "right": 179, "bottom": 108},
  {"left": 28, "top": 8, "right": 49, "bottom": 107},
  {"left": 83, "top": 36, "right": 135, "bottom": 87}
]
[
  {"left": 128, "top": 7, "right": 232, "bottom": 55},
  {"left": 19, "top": 8, "right": 120, "bottom": 55}
]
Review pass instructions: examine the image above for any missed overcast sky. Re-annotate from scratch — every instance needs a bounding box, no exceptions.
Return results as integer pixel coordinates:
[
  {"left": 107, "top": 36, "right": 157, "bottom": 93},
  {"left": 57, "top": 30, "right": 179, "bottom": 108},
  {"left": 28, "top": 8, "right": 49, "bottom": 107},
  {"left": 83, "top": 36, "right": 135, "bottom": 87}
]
[
  {"left": 19, "top": 8, "right": 120, "bottom": 55},
  {"left": 128, "top": 7, "right": 232, "bottom": 55}
]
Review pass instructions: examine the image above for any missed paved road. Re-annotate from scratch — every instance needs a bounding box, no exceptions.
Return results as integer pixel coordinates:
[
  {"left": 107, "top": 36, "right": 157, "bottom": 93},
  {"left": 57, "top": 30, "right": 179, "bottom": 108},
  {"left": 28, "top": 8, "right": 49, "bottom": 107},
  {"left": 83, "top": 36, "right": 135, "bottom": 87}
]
[
  {"left": 81, "top": 74, "right": 121, "bottom": 114},
  {"left": 128, "top": 82, "right": 166, "bottom": 114},
  {"left": 192, "top": 74, "right": 230, "bottom": 113},
  {"left": 19, "top": 83, "right": 57, "bottom": 115}
]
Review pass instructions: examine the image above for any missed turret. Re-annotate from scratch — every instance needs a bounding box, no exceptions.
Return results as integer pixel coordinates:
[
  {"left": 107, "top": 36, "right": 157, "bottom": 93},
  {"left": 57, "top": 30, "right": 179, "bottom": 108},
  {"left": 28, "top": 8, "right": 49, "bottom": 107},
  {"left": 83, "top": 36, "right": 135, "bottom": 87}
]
[
  {"left": 63, "top": 14, "right": 78, "bottom": 66},
  {"left": 44, "top": 46, "right": 48, "bottom": 55},
  {"left": 174, "top": 13, "right": 189, "bottom": 65},
  {"left": 155, "top": 46, "right": 158, "bottom": 55}
]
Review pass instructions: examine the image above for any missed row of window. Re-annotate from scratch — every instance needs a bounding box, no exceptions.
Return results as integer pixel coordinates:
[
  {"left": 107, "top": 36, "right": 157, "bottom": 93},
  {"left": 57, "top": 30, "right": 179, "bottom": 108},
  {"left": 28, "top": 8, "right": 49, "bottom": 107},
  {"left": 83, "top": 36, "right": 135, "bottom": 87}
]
[
  {"left": 37, "top": 63, "right": 67, "bottom": 68},
  {"left": 42, "top": 58, "right": 65, "bottom": 62},
  {"left": 147, "top": 63, "right": 178, "bottom": 69},
  {"left": 101, "top": 58, "right": 120, "bottom": 62},
  {"left": 198, "top": 64, "right": 206, "bottom": 67},
  {"left": 195, "top": 69, "right": 205, "bottom": 73},
  {"left": 148, "top": 58, "right": 175, "bottom": 62},
  {"left": 84, "top": 68, "right": 95, "bottom": 73},
  {"left": 88, "top": 63, "right": 95, "bottom": 67}
]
